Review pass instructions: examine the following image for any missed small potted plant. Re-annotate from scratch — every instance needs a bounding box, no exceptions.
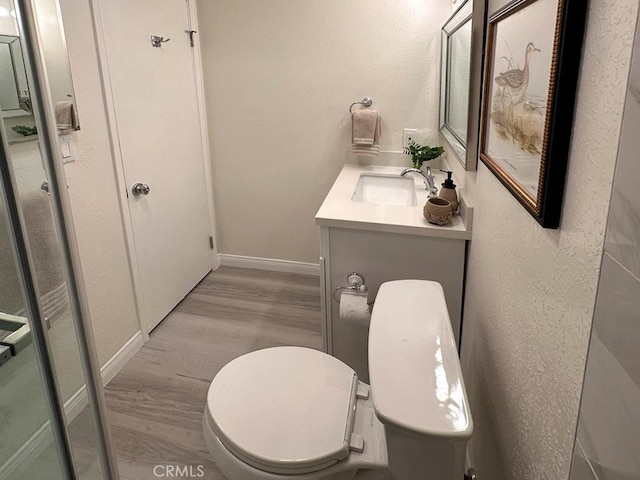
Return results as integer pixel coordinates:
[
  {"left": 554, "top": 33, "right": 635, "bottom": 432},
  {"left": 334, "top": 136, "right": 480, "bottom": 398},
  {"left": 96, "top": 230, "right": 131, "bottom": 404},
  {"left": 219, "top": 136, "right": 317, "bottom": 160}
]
[
  {"left": 402, "top": 141, "right": 444, "bottom": 170},
  {"left": 12, "top": 125, "right": 38, "bottom": 137}
]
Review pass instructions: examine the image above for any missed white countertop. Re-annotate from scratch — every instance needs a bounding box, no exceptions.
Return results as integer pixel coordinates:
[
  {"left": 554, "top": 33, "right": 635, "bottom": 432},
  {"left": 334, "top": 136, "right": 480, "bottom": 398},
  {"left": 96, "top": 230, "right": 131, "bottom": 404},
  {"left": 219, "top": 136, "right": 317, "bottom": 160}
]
[{"left": 315, "top": 164, "right": 473, "bottom": 240}]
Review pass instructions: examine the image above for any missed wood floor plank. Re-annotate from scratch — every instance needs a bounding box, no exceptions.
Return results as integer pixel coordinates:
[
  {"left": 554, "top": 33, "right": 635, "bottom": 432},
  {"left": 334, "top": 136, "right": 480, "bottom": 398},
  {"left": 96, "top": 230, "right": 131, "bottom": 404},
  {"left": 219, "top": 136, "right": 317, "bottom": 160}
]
[
  {"left": 104, "top": 266, "right": 322, "bottom": 480},
  {"left": 175, "top": 296, "right": 321, "bottom": 335}
]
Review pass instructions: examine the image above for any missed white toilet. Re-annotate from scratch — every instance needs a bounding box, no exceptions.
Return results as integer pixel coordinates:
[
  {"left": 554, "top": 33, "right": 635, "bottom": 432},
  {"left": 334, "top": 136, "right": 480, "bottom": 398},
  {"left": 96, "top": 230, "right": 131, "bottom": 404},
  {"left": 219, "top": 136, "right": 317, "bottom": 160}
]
[{"left": 203, "top": 280, "right": 473, "bottom": 480}]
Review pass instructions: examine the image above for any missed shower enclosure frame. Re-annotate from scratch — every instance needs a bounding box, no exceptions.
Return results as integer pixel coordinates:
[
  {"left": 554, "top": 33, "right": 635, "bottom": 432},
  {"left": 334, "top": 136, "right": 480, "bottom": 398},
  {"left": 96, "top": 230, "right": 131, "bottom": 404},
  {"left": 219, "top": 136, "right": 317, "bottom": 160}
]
[{"left": 0, "top": 0, "right": 120, "bottom": 477}]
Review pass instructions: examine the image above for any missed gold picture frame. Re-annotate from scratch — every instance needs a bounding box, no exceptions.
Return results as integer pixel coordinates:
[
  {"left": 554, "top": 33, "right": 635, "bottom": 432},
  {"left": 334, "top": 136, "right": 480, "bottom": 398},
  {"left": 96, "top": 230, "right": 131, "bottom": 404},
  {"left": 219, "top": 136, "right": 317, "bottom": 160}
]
[{"left": 479, "top": 0, "right": 588, "bottom": 228}]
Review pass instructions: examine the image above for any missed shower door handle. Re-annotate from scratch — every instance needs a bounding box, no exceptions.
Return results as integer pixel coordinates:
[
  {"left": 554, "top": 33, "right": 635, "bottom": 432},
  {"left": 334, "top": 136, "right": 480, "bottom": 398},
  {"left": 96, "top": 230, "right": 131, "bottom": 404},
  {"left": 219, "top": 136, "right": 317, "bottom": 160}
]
[{"left": 131, "top": 183, "right": 151, "bottom": 196}]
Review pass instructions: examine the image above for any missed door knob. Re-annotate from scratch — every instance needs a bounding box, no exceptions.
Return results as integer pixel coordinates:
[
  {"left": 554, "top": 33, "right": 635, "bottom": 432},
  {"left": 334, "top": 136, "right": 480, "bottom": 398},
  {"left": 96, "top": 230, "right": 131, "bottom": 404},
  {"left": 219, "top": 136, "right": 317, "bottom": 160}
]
[{"left": 132, "top": 183, "right": 150, "bottom": 196}]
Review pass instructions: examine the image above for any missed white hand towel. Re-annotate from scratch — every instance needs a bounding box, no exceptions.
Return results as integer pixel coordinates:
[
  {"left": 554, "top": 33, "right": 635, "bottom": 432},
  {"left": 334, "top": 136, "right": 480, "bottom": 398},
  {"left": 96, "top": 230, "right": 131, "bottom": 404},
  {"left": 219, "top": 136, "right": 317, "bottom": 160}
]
[
  {"left": 55, "top": 100, "right": 78, "bottom": 134},
  {"left": 351, "top": 109, "right": 381, "bottom": 157},
  {"left": 352, "top": 109, "right": 379, "bottom": 145},
  {"left": 0, "top": 191, "right": 69, "bottom": 326},
  {"left": 21, "top": 191, "right": 68, "bottom": 325}
]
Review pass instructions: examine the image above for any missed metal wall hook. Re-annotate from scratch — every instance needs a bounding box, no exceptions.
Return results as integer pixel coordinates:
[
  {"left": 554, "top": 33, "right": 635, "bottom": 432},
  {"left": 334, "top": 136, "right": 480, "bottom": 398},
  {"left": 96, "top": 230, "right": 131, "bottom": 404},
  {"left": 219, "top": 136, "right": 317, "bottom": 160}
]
[
  {"left": 185, "top": 30, "right": 197, "bottom": 47},
  {"left": 151, "top": 35, "right": 171, "bottom": 48},
  {"left": 349, "top": 97, "right": 373, "bottom": 113}
]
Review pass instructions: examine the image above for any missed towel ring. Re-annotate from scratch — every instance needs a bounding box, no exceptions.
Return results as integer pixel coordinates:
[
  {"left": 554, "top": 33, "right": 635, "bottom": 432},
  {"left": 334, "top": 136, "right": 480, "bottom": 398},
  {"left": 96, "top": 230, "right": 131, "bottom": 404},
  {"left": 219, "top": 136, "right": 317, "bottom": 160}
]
[{"left": 349, "top": 97, "right": 373, "bottom": 113}]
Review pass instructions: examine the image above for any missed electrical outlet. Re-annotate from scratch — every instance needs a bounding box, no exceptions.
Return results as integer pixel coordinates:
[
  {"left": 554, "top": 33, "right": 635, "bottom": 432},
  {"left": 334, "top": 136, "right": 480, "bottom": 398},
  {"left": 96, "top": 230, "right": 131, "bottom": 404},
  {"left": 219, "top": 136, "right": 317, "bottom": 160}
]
[{"left": 402, "top": 128, "right": 418, "bottom": 148}]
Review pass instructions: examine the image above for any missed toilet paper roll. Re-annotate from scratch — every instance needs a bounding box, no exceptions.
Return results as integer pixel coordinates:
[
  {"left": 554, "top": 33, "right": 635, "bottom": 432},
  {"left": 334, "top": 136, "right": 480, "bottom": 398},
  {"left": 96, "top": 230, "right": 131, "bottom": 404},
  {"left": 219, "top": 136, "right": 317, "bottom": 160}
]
[{"left": 339, "top": 292, "right": 370, "bottom": 326}]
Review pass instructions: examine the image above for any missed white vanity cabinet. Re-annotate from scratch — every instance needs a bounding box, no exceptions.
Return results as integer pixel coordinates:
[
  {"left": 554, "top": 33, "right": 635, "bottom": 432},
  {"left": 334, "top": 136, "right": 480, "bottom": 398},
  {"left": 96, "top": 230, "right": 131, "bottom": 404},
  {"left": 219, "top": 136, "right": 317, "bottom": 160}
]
[{"left": 316, "top": 164, "right": 473, "bottom": 382}]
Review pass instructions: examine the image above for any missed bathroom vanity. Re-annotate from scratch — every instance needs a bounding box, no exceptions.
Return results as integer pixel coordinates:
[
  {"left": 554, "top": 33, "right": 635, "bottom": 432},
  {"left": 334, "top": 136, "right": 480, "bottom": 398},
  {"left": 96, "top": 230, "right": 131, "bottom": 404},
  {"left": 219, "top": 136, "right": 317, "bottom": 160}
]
[{"left": 316, "top": 164, "right": 473, "bottom": 382}]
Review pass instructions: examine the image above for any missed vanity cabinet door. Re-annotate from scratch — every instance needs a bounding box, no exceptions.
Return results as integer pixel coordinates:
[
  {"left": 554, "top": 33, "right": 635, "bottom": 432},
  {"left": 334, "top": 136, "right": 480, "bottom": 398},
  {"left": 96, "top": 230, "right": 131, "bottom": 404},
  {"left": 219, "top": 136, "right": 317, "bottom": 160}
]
[{"left": 321, "top": 226, "right": 465, "bottom": 382}]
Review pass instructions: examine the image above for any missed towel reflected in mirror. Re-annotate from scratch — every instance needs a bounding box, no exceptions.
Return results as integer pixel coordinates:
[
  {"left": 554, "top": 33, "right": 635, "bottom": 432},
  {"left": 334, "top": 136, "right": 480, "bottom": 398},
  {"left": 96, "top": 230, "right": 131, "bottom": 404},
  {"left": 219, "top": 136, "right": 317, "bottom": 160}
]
[{"left": 0, "top": 190, "right": 68, "bottom": 327}]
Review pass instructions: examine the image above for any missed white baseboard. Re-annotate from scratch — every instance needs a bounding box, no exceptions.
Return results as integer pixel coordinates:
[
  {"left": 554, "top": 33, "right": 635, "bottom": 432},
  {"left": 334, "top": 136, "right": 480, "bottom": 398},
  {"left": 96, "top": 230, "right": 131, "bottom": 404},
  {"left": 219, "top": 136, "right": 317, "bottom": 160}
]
[
  {"left": 0, "top": 413, "right": 59, "bottom": 480},
  {"left": 0, "top": 331, "right": 143, "bottom": 479},
  {"left": 218, "top": 254, "right": 320, "bottom": 276},
  {"left": 101, "top": 331, "right": 144, "bottom": 386},
  {"left": 0, "top": 386, "right": 90, "bottom": 480}
]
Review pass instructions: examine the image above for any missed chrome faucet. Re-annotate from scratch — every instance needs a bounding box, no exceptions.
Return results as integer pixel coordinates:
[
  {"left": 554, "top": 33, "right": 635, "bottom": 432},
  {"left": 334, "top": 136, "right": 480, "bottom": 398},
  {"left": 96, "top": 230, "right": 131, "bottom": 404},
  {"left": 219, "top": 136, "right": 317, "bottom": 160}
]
[{"left": 401, "top": 166, "right": 438, "bottom": 197}]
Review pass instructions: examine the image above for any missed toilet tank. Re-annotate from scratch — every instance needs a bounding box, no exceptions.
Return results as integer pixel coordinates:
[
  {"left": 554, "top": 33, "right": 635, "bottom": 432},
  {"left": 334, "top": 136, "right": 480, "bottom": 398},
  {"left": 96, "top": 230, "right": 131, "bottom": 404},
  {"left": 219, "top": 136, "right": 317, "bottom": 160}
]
[{"left": 368, "top": 280, "right": 473, "bottom": 480}]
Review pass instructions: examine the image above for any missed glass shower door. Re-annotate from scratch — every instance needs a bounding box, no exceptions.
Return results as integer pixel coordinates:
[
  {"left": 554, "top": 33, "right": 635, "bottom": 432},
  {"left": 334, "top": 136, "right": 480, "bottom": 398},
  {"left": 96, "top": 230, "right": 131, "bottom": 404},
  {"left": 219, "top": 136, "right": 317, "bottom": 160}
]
[
  {"left": 0, "top": 181, "right": 66, "bottom": 479},
  {"left": 0, "top": 0, "right": 118, "bottom": 478},
  {"left": 0, "top": 131, "right": 108, "bottom": 480}
]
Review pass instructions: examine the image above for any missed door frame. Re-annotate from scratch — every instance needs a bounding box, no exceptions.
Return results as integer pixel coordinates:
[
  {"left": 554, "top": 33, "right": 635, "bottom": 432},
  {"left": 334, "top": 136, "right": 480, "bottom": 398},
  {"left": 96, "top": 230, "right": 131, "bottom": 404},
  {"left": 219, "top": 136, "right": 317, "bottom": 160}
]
[{"left": 88, "top": 0, "right": 219, "bottom": 338}]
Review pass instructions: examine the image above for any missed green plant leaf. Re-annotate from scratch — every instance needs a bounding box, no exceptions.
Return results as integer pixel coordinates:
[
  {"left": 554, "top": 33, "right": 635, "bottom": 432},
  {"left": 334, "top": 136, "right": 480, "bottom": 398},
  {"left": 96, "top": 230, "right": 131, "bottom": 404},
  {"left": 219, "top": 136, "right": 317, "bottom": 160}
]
[
  {"left": 402, "top": 141, "right": 444, "bottom": 169},
  {"left": 11, "top": 125, "right": 38, "bottom": 136}
]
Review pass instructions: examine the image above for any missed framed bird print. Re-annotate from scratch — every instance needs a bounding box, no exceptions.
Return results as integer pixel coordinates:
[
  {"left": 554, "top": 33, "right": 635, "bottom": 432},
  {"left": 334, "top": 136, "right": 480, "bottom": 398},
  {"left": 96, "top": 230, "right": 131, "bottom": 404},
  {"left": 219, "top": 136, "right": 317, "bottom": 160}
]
[{"left": 479, "top": 0, "right": 588, "bottom": 228}]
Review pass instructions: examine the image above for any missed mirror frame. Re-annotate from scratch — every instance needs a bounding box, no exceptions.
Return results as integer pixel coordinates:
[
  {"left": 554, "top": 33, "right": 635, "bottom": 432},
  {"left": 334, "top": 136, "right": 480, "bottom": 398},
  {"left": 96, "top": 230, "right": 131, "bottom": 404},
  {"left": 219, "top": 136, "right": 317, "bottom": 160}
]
[
  {"left": 0, "top": 34, "right": 30, "bottom": 116},
  {"left": 439, "top": 0, "right": 486, "bottom": 171},
  {"left": 440, "top": 2, "right": 472, "bottom": 166},
  {"left": 1, "top": 0, "right": 81, "bottom": 131},
  {"left": 36, "top": 0, "right": 80, "bottom": 131}
]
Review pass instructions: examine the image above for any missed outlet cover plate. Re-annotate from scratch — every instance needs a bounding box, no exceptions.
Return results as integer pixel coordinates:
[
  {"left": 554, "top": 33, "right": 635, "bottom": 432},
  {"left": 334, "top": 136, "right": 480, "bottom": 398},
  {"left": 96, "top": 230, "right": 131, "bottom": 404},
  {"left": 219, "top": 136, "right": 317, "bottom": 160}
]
[{"left": 402, "top": 128, "right": 418, "bottom": 148}]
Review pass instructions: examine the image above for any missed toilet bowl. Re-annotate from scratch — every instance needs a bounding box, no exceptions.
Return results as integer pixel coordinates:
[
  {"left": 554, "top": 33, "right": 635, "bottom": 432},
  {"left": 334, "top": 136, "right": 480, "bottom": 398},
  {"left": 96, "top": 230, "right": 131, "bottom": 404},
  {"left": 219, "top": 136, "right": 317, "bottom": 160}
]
[{"left": 203, "top": 280, "right": 473, "bottom": 480}]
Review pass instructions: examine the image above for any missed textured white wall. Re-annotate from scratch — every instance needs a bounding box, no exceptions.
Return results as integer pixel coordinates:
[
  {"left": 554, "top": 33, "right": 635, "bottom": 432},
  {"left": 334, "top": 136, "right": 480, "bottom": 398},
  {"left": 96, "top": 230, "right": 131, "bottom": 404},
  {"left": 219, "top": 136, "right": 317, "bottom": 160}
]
[
  {"left": 56, "top": 0, "right": 139, "bottom": 365},
  {"left": 445, "top": 0, "right": 640, "bottom": 478},
  {"left": 197, "top": 0, "right": 450, "bottom": 264}
]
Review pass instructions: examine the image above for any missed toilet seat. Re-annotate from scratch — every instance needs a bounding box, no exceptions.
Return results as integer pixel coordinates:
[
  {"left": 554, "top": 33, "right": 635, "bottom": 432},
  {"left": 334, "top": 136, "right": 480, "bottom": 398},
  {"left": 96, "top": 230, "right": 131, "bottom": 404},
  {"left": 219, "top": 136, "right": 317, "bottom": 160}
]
[{"left": 205, "top": 347, "right": 359, "bottom": 475}]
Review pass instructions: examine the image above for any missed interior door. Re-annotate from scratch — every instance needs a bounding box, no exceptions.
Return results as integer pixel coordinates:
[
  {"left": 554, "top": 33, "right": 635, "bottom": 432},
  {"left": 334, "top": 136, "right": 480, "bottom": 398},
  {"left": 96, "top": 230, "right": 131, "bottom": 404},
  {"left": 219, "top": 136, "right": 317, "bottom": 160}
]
[{"left": 99, "top": 0, "right": 214, "bottom": 332}]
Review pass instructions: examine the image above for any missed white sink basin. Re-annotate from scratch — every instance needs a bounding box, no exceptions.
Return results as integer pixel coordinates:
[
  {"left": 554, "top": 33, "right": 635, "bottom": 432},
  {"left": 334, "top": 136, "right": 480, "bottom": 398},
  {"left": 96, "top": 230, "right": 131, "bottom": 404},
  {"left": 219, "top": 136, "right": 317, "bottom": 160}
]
[{"left": 351, "top": 174, "right": 417, "bottom": 206}]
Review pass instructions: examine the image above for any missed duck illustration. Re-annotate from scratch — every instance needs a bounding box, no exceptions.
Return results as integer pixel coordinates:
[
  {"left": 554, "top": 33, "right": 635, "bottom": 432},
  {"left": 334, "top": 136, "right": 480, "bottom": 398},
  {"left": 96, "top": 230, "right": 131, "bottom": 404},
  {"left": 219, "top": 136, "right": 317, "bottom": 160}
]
[{"left": 494, "top": 42, "right": 540, "bottom": 105}]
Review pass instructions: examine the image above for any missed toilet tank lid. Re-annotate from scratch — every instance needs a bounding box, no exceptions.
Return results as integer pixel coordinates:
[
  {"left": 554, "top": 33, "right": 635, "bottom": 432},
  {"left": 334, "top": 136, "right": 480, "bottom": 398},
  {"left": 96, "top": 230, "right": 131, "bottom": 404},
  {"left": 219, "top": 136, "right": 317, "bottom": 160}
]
[{"left": 368, "top": 280, "right": 473, "bottom": 439}]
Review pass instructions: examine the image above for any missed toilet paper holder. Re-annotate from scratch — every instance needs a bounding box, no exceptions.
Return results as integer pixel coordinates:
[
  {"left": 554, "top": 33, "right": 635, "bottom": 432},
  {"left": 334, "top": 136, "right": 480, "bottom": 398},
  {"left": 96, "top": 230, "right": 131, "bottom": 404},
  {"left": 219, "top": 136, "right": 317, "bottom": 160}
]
[{"left": 332, "top": 272, "right": 368, "bottom": 303}]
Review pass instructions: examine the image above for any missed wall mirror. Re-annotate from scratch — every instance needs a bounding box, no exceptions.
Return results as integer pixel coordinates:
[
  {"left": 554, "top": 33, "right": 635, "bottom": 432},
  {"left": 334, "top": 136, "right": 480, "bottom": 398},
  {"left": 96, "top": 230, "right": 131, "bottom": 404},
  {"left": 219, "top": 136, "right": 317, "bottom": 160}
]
[
  {"left": 439, "top": 0, "right": 485, "bottom": 171},
  {"left": 0, "top": 0, "right": 80, "bottom": 325},
  {"left": 0, "top": 34, "right": 30, "bottom": 115},
  {"left": 0, "top": 0, "right": 79, "bottom": 134}
]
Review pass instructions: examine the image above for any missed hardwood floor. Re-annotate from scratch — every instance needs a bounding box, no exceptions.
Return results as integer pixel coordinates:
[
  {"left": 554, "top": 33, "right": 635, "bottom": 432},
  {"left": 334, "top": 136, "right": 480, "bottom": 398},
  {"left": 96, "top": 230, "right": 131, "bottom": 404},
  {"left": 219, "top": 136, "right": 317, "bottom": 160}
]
[{"left": 104, "top": 267, "right": 322, "bottom": 480}]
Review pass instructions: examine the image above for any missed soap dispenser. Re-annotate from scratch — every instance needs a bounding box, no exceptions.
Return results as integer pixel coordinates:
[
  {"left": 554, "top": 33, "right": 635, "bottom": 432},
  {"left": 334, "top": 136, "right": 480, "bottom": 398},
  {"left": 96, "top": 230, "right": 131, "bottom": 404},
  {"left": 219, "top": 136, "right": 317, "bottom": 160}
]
[{"left": 439, "top": 170, "right": 459, "bottom": 213}]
